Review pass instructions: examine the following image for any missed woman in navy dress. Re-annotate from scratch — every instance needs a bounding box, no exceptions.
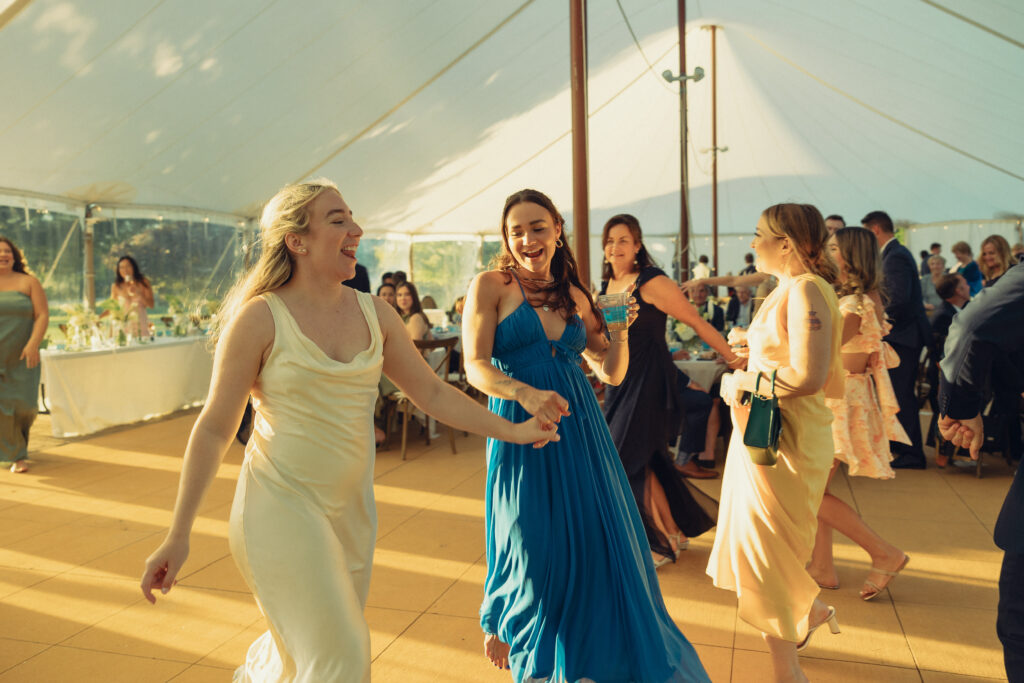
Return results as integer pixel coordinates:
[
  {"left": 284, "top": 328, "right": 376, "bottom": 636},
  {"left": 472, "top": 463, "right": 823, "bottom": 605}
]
[
  {"left": 600, "top": 215, "right": 743, "bottom": 567},
  {"left": 463, "top": 190, "right": 710, "bottom": 682}
]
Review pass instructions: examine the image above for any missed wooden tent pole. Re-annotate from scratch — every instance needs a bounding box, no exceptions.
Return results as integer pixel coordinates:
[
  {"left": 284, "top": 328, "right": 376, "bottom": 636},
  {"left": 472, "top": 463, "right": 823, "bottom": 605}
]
[
  {"left": 710, "top": 24, "right": 719, "bottom": 277},
  {"left": 570, "top": 0, "right": 590, "bottom": 287},
  {"left": 677, "top": 0, "right": 689, "bottom": 281}
]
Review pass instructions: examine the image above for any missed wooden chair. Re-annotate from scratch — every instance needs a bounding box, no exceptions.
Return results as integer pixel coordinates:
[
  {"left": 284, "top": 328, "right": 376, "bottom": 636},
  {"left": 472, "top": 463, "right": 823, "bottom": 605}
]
[{"left": 383, "top": 336, "right": 459, "bottom": 460}]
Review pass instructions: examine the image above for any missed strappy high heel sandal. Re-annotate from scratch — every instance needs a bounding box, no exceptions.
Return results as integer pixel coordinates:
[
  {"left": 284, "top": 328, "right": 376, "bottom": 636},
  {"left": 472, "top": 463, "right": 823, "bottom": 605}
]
[
  {"left": 796, "top": 606, "right": 840, "bottom": 652},
  {"left": 669, "top": 532, "right": 689, "bottom": 558},
  {"left": 653, "top": 552, "right": 674, "bottom": 569},
  {"left": 861, "top": 554, "right": 910, "bottom": 601}
]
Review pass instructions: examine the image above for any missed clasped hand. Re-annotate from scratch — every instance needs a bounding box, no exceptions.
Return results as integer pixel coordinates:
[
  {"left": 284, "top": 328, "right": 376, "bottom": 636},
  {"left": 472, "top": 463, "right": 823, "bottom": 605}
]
[
  {"left": 516, "top": 386, "right": 571, "bottom": 448},
  {"left": 937, "top": 413, "right": 984, "bottom": 459}
]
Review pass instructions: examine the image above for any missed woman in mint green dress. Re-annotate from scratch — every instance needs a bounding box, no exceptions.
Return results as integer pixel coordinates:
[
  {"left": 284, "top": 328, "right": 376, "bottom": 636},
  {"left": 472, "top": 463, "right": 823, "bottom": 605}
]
[{"left": 0, "top": 237, "right": 48, "bottom": 473}]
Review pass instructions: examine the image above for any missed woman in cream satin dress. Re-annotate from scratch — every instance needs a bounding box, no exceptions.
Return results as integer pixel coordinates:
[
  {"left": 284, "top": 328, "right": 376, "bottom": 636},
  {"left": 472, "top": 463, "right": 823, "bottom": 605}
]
[
  {"left": 141, "top": 180, "right": 553, "bottom": 682},
  {"left": 710, "top": 203, "right": 844, "bottom": 683}
]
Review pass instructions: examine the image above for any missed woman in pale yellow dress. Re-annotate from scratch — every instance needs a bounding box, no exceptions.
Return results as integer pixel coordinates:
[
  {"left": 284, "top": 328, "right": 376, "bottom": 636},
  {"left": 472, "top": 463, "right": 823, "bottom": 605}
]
[
  {"left": 807, "top": 227, "right": 911, "bottom": 600},
  {"left": 140, "top": 180, "right": 554, "bottom": 682},
  {"left": 710, "top": 203, "right": 844, "bottom": 683}
]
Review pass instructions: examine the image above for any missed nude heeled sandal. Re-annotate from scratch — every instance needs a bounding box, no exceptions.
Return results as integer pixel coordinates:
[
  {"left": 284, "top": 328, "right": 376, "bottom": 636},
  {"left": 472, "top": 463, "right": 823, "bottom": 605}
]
[
  {"left": 796, "top": 606, "right": 840, "bottom": 652},
  {"left": 861, "top": 554, "right": 910, "bottom": 601}
]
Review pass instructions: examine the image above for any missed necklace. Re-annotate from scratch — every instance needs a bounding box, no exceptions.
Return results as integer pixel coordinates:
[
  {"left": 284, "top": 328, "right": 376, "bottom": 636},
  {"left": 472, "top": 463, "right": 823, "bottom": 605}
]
[{"left": 515, "top": 269, "right": 555, "bottom": 311}]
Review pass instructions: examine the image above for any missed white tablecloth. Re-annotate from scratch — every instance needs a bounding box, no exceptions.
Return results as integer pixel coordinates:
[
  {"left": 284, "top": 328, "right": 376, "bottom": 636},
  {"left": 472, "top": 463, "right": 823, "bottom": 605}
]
[
  {"left": 40, "top": 337, "right": 214, "bottom": 437},
  {"left": 674, "top": 359, "right": 728, "bottom": 390}
]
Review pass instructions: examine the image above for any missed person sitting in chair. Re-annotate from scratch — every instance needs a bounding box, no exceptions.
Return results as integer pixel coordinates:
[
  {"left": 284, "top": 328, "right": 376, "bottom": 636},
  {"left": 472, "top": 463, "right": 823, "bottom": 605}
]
[
  {"left": 688, "top": 283, "right": 724, "bottom": 332},
  {"left": 725, "top": 286, "right": 755, "bottom": 329}
]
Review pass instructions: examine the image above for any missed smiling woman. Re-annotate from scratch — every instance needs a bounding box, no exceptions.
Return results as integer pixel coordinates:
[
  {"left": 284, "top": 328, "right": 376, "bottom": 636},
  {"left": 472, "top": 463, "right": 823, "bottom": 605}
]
[
  {"left": 140, "top": 179, "right": 555, "bottom": 682},
  {"left": 462, "top": 188, "right": 711, "bottom": 681}
]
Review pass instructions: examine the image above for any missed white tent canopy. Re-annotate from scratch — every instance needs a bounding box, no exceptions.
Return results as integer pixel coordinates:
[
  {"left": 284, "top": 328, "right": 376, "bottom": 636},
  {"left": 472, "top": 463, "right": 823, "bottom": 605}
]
[{"left": 2, "top": 0, "right": 1022, "bottom": 252}]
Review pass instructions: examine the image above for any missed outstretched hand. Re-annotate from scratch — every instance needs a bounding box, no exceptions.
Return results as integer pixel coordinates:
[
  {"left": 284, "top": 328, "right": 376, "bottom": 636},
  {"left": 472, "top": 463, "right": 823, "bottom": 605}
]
[
  {"left": 681, "top": 279, "right": 706, "bottom": 298},
  {"left": 937, "top": 414, "right": 984, "bottom": 459},
  {"left": 140, "top": 536, "right": 189, "bottom": 604}
]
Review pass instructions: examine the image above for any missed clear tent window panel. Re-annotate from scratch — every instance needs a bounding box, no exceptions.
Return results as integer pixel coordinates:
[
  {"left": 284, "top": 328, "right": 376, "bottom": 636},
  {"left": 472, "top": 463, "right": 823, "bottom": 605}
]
[{"left": 0, "top": 206, "right": 84, "bottom": 308}]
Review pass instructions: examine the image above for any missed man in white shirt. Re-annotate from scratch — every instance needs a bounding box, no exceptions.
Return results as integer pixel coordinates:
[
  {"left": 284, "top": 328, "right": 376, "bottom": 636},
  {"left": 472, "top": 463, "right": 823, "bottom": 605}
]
[{"left": 693, "top": 255, "right": 711, "bottom": 280}]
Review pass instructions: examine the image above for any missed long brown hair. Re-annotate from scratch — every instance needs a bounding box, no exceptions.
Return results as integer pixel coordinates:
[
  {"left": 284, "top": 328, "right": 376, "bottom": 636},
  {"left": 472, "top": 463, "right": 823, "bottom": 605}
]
[
  {"left": 762, "top": 203, "right": 838, "bottom": 285},
  {"left": 491, "top": 189, "right": 601, "bottom": 324},
  {"left": 600, "top": 213, "right": 658, "bottom": 282},
  {"left": 0, "top": 236, "right": 30, "bottom": 275},
  {"left": 833, "top": 226, "right": 885, "bottom": 307},
  {"left": 396, "top": 281, "right": 425, "bottom": 318},
  {"left": 114, "top": 255, "right": 151, "bottom": 287}
]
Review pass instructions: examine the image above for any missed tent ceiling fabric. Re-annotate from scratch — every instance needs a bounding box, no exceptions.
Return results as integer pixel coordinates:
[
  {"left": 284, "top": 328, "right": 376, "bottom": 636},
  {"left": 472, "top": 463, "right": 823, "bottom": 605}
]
[{"left": 1, "top": 0, "right": 1022, "bottom": 237}]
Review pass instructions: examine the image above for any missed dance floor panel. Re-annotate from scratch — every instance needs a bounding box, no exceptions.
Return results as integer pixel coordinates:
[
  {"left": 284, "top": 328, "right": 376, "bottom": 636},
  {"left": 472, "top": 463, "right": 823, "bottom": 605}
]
[{"left": 0, "top": 410, "right": 1011, "bottom": 682}]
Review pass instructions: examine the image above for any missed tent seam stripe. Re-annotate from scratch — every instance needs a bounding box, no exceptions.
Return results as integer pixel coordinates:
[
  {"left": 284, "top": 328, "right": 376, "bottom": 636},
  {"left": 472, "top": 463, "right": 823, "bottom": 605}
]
[
  {"left": 293, "top": 0, "right": 537, "bottom": 183},
  {"left": 0, "top": 0, "right": 170, "bottom": 139},
  {"left": 918, "top": 0, "right": 1024, "bottom": 51},
  {"left": 734, "top": 27, "right": 1024, "bottom": 185},
  {"left": 407, "top": 41, "right": 677, "bottom": 235}
]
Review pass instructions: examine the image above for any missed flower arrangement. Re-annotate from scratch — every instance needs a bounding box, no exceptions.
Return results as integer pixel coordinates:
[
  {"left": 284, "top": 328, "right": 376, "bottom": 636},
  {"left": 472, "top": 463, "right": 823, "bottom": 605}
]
[
  {"left": 163, "top": 294, "right": 219, "bottom": 336},
  {"left": 59, "top": 302, "right": 102, "bottom": 350}
]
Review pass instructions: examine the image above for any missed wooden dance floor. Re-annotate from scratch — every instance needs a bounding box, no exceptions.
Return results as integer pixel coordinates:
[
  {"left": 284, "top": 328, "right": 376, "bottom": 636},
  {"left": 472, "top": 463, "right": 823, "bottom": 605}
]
[{"left": 1, "top": 410, "right": 1011, "bottom": 682}]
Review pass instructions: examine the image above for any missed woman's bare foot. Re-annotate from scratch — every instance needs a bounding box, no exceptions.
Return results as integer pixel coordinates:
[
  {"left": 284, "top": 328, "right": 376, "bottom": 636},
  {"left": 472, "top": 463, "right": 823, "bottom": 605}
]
[
  {"left": 9, "top": 461, "right": 28, "bottom": 474},
  {"left": 806, "top": 564, "right": 839, "bottom": 589},
  {"left": 483, "top": 633, "right": 510, "bottom": 670}
]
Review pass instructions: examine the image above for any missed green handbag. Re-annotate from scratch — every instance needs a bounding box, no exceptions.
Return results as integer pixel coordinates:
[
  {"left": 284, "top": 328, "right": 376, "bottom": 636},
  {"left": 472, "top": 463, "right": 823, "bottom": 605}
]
[{"left": 742, "top": 369, "right": 781, "bottom": 466}]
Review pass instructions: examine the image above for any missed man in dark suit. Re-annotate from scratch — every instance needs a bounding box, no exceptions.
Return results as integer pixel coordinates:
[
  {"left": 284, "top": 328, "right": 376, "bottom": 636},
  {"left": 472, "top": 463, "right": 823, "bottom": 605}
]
[
  {"left": 938, "top": 264, "right": 1024, "bottom": 681},
  {"left": 725, "top": 286, "right": 755, "bottom": 329},
  {"left": 863, "top": 210, "right": 931, "bottom": 468},
  {"left": 687, "top": 283, "right": 725, "bottom": 332},
  {"left": 926, "top": 274, "right": 970, "bottom": 465}
]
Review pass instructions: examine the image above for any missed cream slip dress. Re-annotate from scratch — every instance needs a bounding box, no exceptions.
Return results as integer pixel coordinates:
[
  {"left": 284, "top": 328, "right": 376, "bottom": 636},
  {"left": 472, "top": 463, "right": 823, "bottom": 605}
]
[
  {"left": 230, "top": 290, "right": 381, "bottom": 682},
  {"left": 707, "top": 273, "right": 844, "bottom": 642}
]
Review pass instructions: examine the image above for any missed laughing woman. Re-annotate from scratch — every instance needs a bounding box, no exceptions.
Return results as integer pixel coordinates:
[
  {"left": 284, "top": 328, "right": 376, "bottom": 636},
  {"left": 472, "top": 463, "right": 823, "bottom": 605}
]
[
  {"left": 463, "top": 189, "right": 709, "bottom": 682},
  {"left": 600, "top": 213, "right": 741, "bottom": 568},
  {"left": 141, "top": 180, "right": 554, "bottom": 682},
  {"left": 0, "top": 237, "right": 48, "bottom": 474}
]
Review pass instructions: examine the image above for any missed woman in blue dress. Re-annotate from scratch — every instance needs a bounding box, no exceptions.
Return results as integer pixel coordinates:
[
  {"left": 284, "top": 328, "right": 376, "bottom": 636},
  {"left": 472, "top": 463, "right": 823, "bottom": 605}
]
[{"left": 463, "top": 189, "right": 710, "bottom": 682}]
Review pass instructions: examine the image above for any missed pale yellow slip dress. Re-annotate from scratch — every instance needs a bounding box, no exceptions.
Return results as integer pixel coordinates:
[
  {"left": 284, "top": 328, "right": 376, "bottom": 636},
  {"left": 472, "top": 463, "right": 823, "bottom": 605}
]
[
  {"left": 229, "top": 291, "right": 382, "bottom": 682},
  {"left": 707, "top": 273, "right": 844, "bottom": 643}
]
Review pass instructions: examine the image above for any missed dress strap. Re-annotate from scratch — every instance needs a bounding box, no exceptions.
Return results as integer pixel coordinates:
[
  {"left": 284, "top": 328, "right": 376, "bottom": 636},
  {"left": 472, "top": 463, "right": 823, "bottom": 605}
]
[{"left": 508, "top": 269, "right": 529, "bottom": 304}]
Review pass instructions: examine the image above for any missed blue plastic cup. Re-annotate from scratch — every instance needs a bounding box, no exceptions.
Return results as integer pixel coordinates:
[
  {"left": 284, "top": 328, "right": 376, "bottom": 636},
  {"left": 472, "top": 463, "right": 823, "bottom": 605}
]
[{"left": 597, "top": 292, "right": 629, "bottom": 332}]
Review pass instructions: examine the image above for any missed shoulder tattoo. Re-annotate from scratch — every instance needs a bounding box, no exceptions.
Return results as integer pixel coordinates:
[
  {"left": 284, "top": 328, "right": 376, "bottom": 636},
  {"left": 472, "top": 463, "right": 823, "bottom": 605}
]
[{"left": 806, "top": 309, "right": 822, "bottom": 332}]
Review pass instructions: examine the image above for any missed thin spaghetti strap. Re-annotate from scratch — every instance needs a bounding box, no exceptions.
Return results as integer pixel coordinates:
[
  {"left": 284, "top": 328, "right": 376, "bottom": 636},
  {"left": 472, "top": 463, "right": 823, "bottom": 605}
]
[{"left": 509, "top": 269, "right": 529, "bottom": 304}]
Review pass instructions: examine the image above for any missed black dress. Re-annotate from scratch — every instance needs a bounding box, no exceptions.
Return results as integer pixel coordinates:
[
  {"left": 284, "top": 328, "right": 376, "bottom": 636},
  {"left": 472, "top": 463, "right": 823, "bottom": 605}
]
[{"left": 602, "top": 266, "right": 717, "bottom": 560}]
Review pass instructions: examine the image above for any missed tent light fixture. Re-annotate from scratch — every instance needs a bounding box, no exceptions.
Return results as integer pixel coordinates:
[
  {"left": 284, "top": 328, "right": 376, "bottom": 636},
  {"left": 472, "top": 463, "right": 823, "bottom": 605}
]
[{"left": 662, "top": 66, "right": 704, "bottom": 84}]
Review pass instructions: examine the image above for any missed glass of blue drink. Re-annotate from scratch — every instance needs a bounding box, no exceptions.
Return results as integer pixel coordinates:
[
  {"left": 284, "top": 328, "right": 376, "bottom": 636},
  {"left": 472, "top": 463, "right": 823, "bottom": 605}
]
[{"left": 597, "top": 292, "right": 629, "bottom": 332}]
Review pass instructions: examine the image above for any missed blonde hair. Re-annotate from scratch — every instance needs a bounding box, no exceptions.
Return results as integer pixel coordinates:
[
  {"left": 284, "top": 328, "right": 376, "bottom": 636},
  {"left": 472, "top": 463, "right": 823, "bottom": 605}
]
[
  {"left": 833, "top": 227, "right": 884, "bottom": 311},
  {"left": 761, "top": 203, "right": 838, "bottom": 285},
  {"left": 211, "top": 178, "right": 339, "bottom": 343},
  {"left": 979, "top": 234, "right": 1012, "bottom": 281}
]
